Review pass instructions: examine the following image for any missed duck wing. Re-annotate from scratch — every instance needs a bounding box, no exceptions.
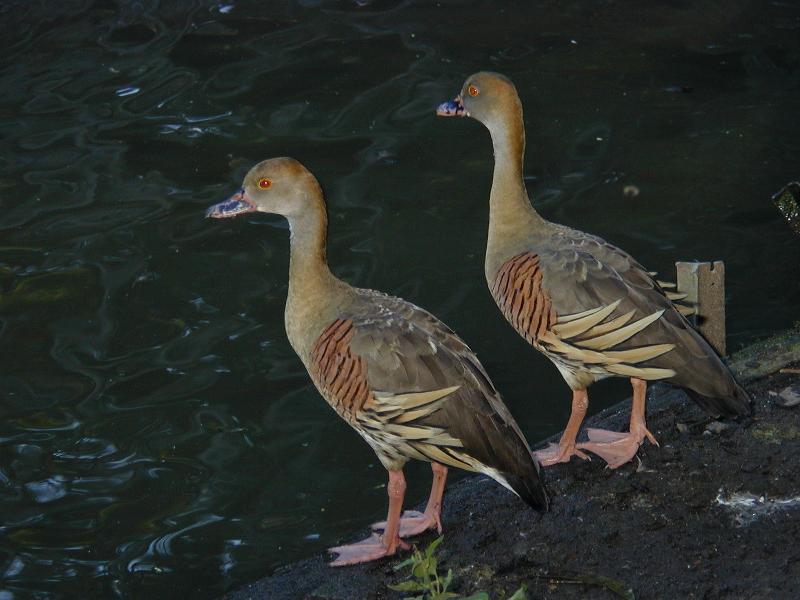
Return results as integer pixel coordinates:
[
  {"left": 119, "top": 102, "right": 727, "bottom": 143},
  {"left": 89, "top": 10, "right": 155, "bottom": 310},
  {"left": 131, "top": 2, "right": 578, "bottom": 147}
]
[
  {"left": 308, "top": 290, "right": 548, "bottom": 510},
  {"left": 515, "top": 227, "right": 750, "bottom": 416}
]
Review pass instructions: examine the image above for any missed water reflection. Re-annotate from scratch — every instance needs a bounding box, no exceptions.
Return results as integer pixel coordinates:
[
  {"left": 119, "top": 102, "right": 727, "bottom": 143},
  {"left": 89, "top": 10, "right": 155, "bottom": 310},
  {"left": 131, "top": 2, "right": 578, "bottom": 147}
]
[{"left": 0, "top": 0, "right": 798, "bottom": 597}]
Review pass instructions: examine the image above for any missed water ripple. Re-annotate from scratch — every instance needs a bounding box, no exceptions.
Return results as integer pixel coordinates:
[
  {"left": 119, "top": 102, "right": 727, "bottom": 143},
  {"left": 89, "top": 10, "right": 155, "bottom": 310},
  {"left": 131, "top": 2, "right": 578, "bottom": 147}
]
[{"left": 0, "top": 1, "right": 798, "bottom": 599}]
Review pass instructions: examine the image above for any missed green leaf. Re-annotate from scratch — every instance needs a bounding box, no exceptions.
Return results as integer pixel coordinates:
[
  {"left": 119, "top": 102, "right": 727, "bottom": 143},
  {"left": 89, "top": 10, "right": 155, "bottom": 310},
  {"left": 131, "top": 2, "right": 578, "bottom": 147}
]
[
  {"left": 393, "top": 557, "right": 416, "bottom": 572},
  {"left": 508, "top": 585, "right": 528, "bottom": 600},
  {"left": 441, "top": 568, "right": 453, "bottom": 592},
  {"left": 425, "top": 535, "right": 445, "bottom": 558},
  {"left": 430, "top": 593, "right": 459, "bottom": 600},
  {"left": 387, "top": 581, "right": 426, "bottom": 592},
  {"left": 587, "top": 575, "right": 635, "bottom": 600},
  {"left": 461, "top": 593, "right": 490, "bottom": 600},
  {"left": 533, "top": 573, "right": 635, "bottom": 600},
  {"left": 412, "top": 556, "right": 432, "bottom": 580}
]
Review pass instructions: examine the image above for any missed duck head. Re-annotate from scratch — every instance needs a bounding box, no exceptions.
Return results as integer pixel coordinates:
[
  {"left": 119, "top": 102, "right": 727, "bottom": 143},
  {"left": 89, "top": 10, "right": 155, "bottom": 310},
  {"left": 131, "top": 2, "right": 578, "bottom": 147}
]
[
  {"left": 206, "top": 157, "right": 322, "bottom": 220},
  {"left": 436, "top": 71, "right": 522, "bottom": 129}
]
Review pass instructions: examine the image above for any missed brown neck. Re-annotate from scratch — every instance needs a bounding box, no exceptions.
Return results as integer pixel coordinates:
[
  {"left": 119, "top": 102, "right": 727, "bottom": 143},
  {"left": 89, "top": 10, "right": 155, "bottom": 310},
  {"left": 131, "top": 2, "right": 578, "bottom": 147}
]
[
  {"left": 286, "top": 196, "right": 340, "bottom": 311},
  {"left": 484, "top": 105, "right": 547, "bottom": 249}
]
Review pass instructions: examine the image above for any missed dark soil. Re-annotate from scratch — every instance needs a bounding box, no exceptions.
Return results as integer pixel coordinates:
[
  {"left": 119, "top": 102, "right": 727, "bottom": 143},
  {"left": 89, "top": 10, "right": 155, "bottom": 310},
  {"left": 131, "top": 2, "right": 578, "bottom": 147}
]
[{"left": 224, "top": 332, "right": 800, "bottom": 600}]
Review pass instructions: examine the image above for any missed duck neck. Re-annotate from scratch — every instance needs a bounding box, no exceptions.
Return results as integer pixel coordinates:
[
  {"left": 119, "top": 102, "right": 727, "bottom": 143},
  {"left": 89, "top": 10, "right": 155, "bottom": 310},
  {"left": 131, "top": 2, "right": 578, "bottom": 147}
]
[
  {"left": 485, "top": 110, "right": 547, "bottom": 248},
  {"left": 286, "top": 198, "right": 339, "bottom": 312}
]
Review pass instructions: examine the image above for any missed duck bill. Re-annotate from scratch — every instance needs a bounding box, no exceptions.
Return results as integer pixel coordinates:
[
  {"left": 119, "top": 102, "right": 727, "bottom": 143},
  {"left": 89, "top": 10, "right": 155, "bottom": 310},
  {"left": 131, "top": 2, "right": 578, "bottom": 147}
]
[
  {"left": 436, "top": 95, "right": 468, "bottom": 117},
  {"left": 206, "top": 189, "right": 257, "bottom": 219}
]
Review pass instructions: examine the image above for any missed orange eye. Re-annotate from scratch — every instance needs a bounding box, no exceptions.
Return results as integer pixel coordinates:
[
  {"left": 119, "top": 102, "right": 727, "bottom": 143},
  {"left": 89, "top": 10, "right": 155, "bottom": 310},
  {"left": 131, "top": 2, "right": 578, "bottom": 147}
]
[
  {"left": 257, "top": 178, "right": 272, "bottom": 189},
  {"left": 468, "top": 85, "right": 479, "bottom": 97}
]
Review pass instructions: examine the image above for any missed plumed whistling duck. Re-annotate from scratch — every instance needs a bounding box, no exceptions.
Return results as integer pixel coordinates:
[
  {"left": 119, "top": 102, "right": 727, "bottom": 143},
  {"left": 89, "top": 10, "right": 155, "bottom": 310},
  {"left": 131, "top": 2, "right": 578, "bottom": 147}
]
[
  {"left": 206, "top": 157, "right": 547, "bottom": 566},
  {"left": 437, "top": 72, "right": 751, "bottom": 468}
]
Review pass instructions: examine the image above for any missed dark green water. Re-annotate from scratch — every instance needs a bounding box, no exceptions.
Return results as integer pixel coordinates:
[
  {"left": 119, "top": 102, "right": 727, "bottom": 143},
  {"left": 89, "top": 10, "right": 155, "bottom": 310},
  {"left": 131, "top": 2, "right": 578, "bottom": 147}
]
[{"left": 1, "top": 1, "right": 798, "bottom": 597}]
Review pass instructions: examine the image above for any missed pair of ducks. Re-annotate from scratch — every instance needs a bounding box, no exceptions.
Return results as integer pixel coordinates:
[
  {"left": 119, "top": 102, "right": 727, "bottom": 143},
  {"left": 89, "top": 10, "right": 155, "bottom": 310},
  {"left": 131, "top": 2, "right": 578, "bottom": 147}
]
[{"left": 207, "top": 72, "right": 751, "bottom": 566}]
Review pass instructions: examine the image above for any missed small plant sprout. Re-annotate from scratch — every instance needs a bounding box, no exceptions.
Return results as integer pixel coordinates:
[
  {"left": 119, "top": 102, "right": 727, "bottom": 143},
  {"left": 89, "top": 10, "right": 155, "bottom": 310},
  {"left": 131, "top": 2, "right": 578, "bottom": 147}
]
[
  {"left": 389, "top": 536, "right": 528, "bottom": 600},
  {"left": 389, "top": 536, "right": 456, "bottom": 600}
]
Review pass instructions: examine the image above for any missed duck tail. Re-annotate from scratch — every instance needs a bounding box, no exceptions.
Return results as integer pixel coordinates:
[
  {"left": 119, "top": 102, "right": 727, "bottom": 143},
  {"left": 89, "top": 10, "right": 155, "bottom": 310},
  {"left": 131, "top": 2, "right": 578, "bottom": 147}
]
[
  {"left": 685, "top": 381, "right": 752, "bottom": 418},
  {"left": 505, "top": 473, "right": 550, "bottom": 512},
  {"left": 503, "top": 468, "right": 550, "bottom": 511}
]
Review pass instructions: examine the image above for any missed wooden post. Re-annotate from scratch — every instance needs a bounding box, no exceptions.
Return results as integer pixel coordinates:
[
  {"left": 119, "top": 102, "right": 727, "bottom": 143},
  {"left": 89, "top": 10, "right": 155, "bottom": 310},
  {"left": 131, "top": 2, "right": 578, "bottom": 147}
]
[{"left": 675, "top": 261, "right": 726, "bottom": 356}]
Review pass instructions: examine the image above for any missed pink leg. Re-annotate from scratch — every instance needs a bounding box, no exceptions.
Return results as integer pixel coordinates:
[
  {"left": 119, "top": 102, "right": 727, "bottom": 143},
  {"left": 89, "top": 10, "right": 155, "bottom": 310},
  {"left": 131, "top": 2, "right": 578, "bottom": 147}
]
[
  {"left": 578, "top": 378, "right": 659, "bottom": 468},
  {"left": 534, "top": 389, "right": 592, "bottom": 466},
  {"left": 328, "top": 469, "right": 411, "bottom": 567},
  {"left": 372, "top": 463, "right": 448, "bottom": 537}
]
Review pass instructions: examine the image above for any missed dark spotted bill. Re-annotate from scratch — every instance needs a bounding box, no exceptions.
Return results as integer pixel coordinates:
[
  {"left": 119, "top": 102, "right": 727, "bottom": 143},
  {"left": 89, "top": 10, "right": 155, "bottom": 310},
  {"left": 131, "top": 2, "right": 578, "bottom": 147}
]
[{"left": 490, "top": 252, "right": 557, "bottom": 345}]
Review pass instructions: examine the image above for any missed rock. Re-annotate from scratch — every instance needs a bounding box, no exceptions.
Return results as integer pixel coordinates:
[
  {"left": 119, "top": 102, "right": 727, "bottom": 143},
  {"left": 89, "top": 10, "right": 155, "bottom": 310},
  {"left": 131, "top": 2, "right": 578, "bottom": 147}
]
[
  {"left": 776, "top": 385, "right": 800, "bottom": 408},
  {"left": 623, "top": 184, "right": 640, "bottom": 197},
  {"left": 772, "top": 181, "right": 800, "bottom": 236},
  {"left": 705, "top": 421, "right": 732, "bottom": 435}
]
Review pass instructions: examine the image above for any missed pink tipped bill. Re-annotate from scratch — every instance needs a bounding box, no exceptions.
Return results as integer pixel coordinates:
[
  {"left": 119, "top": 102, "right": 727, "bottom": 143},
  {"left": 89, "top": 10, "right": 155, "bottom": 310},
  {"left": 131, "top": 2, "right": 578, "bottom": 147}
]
[
  {"left": 206, "top": 189, "right": 257, "bottom": 218},
  {"left": 436, "top": 96, "right": 468, "bottom": 117}
]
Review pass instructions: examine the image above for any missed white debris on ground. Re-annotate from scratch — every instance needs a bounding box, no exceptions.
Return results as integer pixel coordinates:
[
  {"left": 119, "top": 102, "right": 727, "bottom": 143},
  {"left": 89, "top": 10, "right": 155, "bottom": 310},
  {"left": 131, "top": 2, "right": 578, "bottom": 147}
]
[
  {"left": 777, "top": 384, "right": 800, "bottom": 408},
  {"left": 715, "top": 490, "right": 800, "bottom": 526}
]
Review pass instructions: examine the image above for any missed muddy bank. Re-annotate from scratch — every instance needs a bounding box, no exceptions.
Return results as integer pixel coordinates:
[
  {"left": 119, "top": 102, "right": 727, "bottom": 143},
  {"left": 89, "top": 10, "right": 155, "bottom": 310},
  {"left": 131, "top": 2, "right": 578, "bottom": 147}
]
[{"left": 224, "top": 330, "right": 800, "bottom": 599}]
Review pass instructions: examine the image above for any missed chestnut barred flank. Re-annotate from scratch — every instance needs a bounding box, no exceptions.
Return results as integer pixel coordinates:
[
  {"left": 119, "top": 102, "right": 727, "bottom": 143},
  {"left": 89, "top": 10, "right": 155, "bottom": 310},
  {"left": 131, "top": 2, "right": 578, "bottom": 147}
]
[
  {"left": 491, "top": 252, "right": 556, "bottom": 345},
  {"left": 310, "top": 319, "right": 372, "bottom": 420}
]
